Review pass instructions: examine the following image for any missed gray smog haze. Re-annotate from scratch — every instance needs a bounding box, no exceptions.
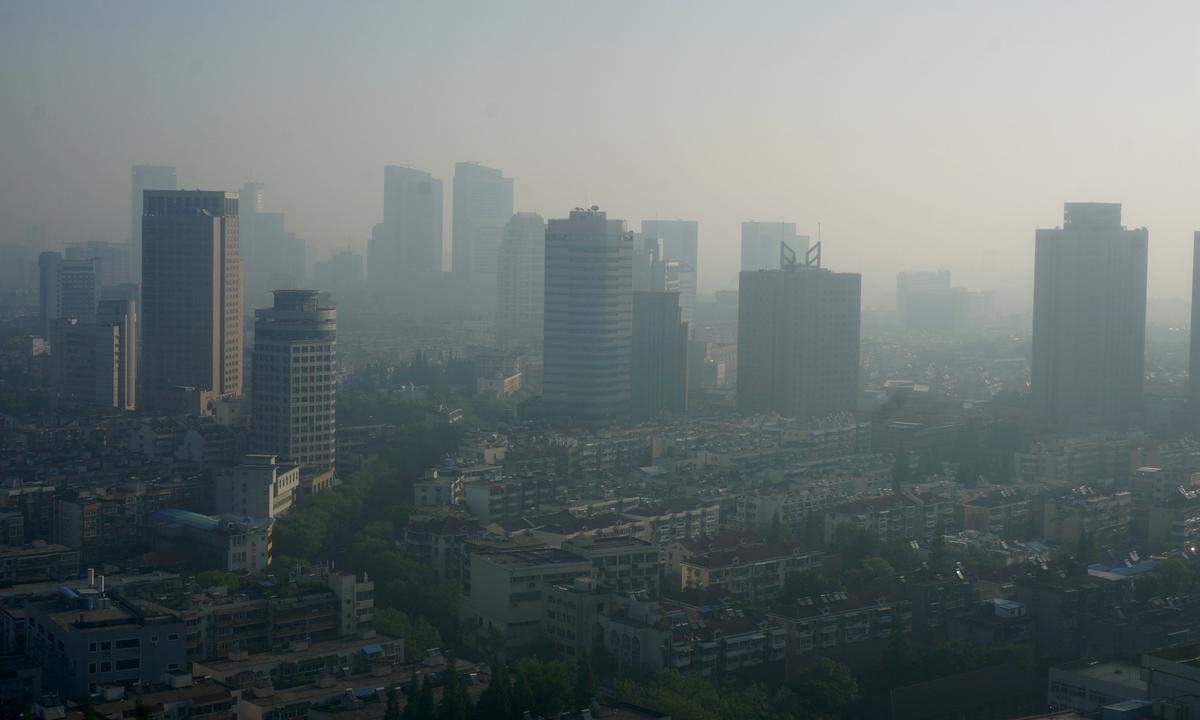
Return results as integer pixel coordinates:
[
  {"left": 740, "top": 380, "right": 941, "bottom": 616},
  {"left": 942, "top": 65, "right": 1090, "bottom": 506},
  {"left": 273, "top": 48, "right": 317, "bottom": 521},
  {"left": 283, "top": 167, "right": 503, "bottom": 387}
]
[{"left": 3, "top": 1, "right": 1200, "bottom": 304}]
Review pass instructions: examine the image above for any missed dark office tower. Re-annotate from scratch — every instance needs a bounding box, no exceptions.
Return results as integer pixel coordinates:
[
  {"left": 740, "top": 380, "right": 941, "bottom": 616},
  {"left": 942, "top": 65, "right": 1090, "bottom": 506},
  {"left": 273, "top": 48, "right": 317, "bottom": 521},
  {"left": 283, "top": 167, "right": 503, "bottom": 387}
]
[
  {"left": 371, "top": 165, "right": 443, "bottom": 303},
  {"left": 252, "top": 290, "right": 337, "bottom": 491},
  {"left": 632, "top": 234, "right": 666, "bottom": 292},
  {"left": 543, "top": 207, "right": 633, "bottom": 423},
  {"left": 496, "top": 213, "right": 546, "bottom": 352},
  {"left": 131, "top": 165, "right": 177, "bottom": 282},
  {"left": 1191, "top": 232, "right": 1200, "bottom": 426},
  {"left": 632, "top": 291, "right": 688, "bottom": 419},
  {"left": 737, "top": 253, "right": 861, "bottom": 420},
  {"left": 50, "top": 299, "right": 138, "bottom": 411},
  {"left": 141, "top": 190, "right": 242, "bottom": 408},
  {"left": 38, "top": 252, "right": 98, "bottom": 339},
  {"left": 1032, "top": 203, "right": 1147, "bottom": 430},
  {"left": 453, "top": 162, "right": 514, "bottom": 307}
]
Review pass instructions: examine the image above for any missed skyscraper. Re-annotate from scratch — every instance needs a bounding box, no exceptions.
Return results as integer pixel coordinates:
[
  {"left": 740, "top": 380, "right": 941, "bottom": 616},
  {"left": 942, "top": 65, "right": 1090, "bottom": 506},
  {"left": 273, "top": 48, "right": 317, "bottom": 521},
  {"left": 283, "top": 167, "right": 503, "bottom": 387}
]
[
  {"left": 65, "top": 241, "right": 130, "bottom": 289},
  {"left": 48, "top": 299, "right": 136, "bottom": 411},
  {"left": 453, "top": 162, "right": 514, "bottom": 307},
  {"left": 737, "top": 254, "right": 861, "bottom": 420},
  {"left": 741, "top": 221, "right": 807, "bottom": 272},
  {"left": 1032, "top": 203, "right": 1147, "bottom": 430},
  {"left": 131, "top": 165, "right": 177, "bottom": 282},
  {"left": 632, "top": 234, "right": 666, "bottom": 292},
  {"left": 632, "top": 291, "right": 688, "bottom": 419},
  {"left": 543, "top": 207, "right": 633, "bottom": 422},
  {"left": 370, "top": 165, "right": 443, "bottom": 302},
  {"left": 38, "top": 252, "right": 98, "bottom": 339},
  {"left": 642, "top": 219, "right": 699, "bottom": 319},
  {"left": 141, "top": 190, "right": 242, "bottom": 408},
  {"left": 496, "top": 212, "right": 546, "bottom": 352},
  {"left": 251, "top": 290, "right": 337, "bottom": 492}
]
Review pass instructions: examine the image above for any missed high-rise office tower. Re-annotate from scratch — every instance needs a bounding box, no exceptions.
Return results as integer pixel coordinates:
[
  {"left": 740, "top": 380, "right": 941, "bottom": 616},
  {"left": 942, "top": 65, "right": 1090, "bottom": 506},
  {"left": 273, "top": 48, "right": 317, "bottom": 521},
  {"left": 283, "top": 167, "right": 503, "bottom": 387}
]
[
  {"left": 141, "top": 190, "right": 242, "bottom": 407},
  {"left": 1032, "top": 203, "right": 1147, "bottom": 430},
  {"left": 370, "top": 165, "right": 443, "bottom": 302},
  {"left": 737, "top": 252, "right": 861, "bottom": 420},
  {"left": 314, "top": 249, "right": 366, "bottom": 306},
  {"left": 741, "top": 221, "right": 808, "bottom": 272},
  {"left": 1191, "top": 232, "right": 1200, "bottom": 426},
  {"left": 632, "top": 291, "right": 688, "bottom": 419},
  {"left": 496, "top": 213, "right": 546, "bottom": 352},
  {"left": 48, "top": 299, "right": 136, "bottom": 411},
  {"left": 65, "top": 241, "right": 130, "bottom": 289},
  {"left": 632, "top": 234, "right": 666, "bottom": 292},
  {"left": 896, "top": 269, "right": 968, "bottom": 332},
  {"left": 453, "top": 162, "right": 514, "bottom": 306},
  {"left": 543, "top": 207, "right": 633, "bottom": 422},
  {"left": 131, "top": 165, "right": 177, "bottom": 282},
  {"left": 642, "top": 219, "right": 699, "bottom": 321},
  {"left": 38, "top": 252, "right": 99, "bottom": 339},
  {"left": 251, "top": 290, "right": 337, "bottom": 489}
]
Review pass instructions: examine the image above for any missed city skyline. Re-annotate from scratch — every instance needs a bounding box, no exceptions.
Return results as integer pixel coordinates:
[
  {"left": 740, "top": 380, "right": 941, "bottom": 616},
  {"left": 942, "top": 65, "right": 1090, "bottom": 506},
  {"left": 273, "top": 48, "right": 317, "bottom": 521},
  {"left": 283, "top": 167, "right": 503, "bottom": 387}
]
[{"left": 6, "top": 3, "right": 1200, "bottom": 301}]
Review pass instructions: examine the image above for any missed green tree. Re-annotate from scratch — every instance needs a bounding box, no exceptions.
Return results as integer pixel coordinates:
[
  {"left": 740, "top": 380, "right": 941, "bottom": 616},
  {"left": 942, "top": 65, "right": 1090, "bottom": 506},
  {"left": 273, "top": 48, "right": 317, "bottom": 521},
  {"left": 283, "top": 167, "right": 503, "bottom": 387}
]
[
  {"left": 573, "top": 656, "right": 597, "bottom": 709},
  {"left": 384, "top": 685, "right": 401, "bottom": 720},
  {"left": 438, "top": 656, "right": 470, "bottom": 720},
  {"left": 792, "top": 658, "right": 859, "bottom": 717},
  {"left": 134, "top": 700, "right": 150, "bottom": 720},
  {"left": 474, "top": 659, "right": 512, "bottom": 720}
]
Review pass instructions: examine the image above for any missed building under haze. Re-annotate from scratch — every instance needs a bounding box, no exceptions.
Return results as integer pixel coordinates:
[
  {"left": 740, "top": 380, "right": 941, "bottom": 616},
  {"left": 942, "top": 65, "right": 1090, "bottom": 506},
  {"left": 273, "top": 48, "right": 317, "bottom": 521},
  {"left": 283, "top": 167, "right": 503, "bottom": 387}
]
[
  {"left": 737, "top": 252, "right": 861, "bottom": 420},
  {"left": 38, "top": 252, "right": 98, "bottom": 339},
  {"left": 632, "top": 291, "right": 688, "bottom": 419},
  {"left": 543, "top": 207, "right": 633, "bottom": 423},
  {"left": 741, "top": 221, "right": 807, "bottom": 273},
  {"left": 896, "top": 269, "right": 969, "bottom": 333},
  {"left": 314, "top": 248, "right": 366, "bottom": 306},
  {"left": 65, "top": 241, "right": 130, "bottom": 290},
  {"left": 643, "top": 219, "right": 699, "bottom": 324},
  {"left": 48, "top": 299, "right": 137, "bottom": 411},
  {"left": 1032, "top": 203, "right": 1147, "bottom": 430},
  {"left": 130, "top": 165, "right": 177, "bottom": 282},
  {"left": 370, "top": 165, "right": 443, "bottom": 305},
  {"left": 251, "top": 290, "right": 337, "bottom": 492},
  {"left": 452, "top": 162, "right": 514, "bottom": 310},
  {"left": 495, "top": 212, "right": 545, "bottom": 352},
  {"left": 141, "top": 190, "right": 242, "bottom": 409}
]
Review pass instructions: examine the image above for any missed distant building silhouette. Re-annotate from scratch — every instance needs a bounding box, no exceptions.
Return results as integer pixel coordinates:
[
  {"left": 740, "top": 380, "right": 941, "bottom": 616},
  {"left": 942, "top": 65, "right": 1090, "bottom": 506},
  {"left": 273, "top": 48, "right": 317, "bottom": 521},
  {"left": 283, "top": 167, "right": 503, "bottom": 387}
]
[
  {"left": 1189, "top": 232, "right": 1200, "bottom": 427},
  {"left": 38, "top": 252, "right": 98, "bottom": 339},
  {"left": 1032, "top": 202, "right": 1147, "bottom": 430},
  {"left": 737, "top": 246, "right": 860, "bottom": 420},
  {"left": 543, "top": 207, "right": 633, "bottom": 422},
  {"left": 141, "top": 190, "right": 242, "bottom": 408},
  {"left": 741, "top": 221, "right": 807, "bottom": 273},
  {"left": 643, "top": 219, "right": 699, "bottom": 320},
  {"left": 370, "top": 165, "right": 443, "bottom": 305},
  {"left": 496, "top": 212, "right": 545, "bottom": 352},
  {"left": 453, "top": 162, "right": 514, "bottom": 310},
  {"left": 896, "top": 269, "right": 968, "bottom": 333}
]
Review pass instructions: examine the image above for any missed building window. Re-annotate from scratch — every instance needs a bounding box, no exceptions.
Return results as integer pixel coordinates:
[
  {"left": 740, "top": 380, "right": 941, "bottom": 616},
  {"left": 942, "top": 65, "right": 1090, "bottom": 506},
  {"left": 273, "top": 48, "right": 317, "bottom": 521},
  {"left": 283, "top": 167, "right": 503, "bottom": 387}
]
[
  {"left": 115, "top": 638, "right": 140, "bottom": 650},
  {"left": 115, "top": 658, "right": 140, "bottom": 671}
]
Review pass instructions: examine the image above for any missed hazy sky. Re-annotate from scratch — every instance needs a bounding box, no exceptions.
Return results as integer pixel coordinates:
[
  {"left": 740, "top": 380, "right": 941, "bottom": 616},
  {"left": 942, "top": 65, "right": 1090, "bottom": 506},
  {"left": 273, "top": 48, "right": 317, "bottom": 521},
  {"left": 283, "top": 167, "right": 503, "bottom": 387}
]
[{"left": 3, "top": 1, "right": 1200, "bottom": 304}]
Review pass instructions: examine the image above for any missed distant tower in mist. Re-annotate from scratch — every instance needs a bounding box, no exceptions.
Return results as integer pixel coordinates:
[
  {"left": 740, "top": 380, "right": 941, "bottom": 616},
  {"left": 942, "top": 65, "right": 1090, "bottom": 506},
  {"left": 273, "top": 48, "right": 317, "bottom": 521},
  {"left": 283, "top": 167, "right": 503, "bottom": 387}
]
[
  {"left": 495, "top": 212, "right": 545, "bottom": 352},
  {"left": 543, "top": 207, "right": 633, "bottom": 423},
  {"left": 252, "top": 290, "right": 337, "bottom": 492},
  {"left": 39, "top": 252, "right": 99, "bottom": 339},
  {"left": 741, "top": 221, "right": 807, "bottom": 273},
  {"left": 642, "top": 219, "right": 699, "bottom": 323},
  {"left": 1189, "top": 233, "right": 1200, "bottom": 427},
  {"left": 737, "top": 244, "right": 860, "bottom": 420},
  {"left": 1031, "top": 202, "right": 1147, "bottom": 430},
  {"left": 131, "top": 165, "right": 177, "bottom": 282},
  {"left": 141, "top": 190, "right": 242, "bottom": 408},
  {"left": 453, "top": 162, "right": 514, "bottom": 309},
  {"left": 370, "top": 165, "right": 443, "bottom": 303}
]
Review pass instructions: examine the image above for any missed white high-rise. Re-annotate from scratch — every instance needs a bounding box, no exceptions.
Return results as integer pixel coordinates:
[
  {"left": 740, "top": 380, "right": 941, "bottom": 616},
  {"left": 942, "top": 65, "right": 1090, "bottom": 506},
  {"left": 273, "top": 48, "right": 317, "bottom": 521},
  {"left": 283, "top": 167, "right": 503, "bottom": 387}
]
[
  {"left": 495, "top": 212, "right": 545, "bottom": 352},
  {"left": 543, "top": 207, "right": 633, "bottom": 422}
]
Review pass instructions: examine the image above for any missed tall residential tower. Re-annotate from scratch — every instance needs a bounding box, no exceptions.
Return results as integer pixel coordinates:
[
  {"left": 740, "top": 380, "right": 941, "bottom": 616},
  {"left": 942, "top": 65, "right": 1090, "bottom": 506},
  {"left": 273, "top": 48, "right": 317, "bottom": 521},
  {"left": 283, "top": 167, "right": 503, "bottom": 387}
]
[
  {"left": 370, "top": 165, "right": 443, "bottom": 304},
  {"left": 130, "top": 165, "right": 177, "bottom": 282},
  {"left": 495, "top": 213, "right": 546, "bottom": 352},
  {"left": 453, "top": 162, "right": 514, "bottom": 309}
]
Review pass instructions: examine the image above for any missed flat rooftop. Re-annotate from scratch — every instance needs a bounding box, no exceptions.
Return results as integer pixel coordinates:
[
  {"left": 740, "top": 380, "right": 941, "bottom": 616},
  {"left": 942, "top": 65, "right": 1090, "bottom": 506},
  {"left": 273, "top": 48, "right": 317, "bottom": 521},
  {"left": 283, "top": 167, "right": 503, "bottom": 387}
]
[
  {"left": 1054, "top": 660, "right": 1146, "bottom": 691},
  {"left": 195, "top": 634, "right": 402, "bottom": 676}
]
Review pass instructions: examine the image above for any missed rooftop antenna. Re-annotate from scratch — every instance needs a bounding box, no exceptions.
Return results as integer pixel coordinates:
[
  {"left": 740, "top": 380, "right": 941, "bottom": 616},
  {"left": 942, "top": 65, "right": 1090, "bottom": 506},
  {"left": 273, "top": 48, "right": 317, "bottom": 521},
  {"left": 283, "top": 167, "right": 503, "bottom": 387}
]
[{"left": 780, "top": 240, "right": 797, "bottom": 270}]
